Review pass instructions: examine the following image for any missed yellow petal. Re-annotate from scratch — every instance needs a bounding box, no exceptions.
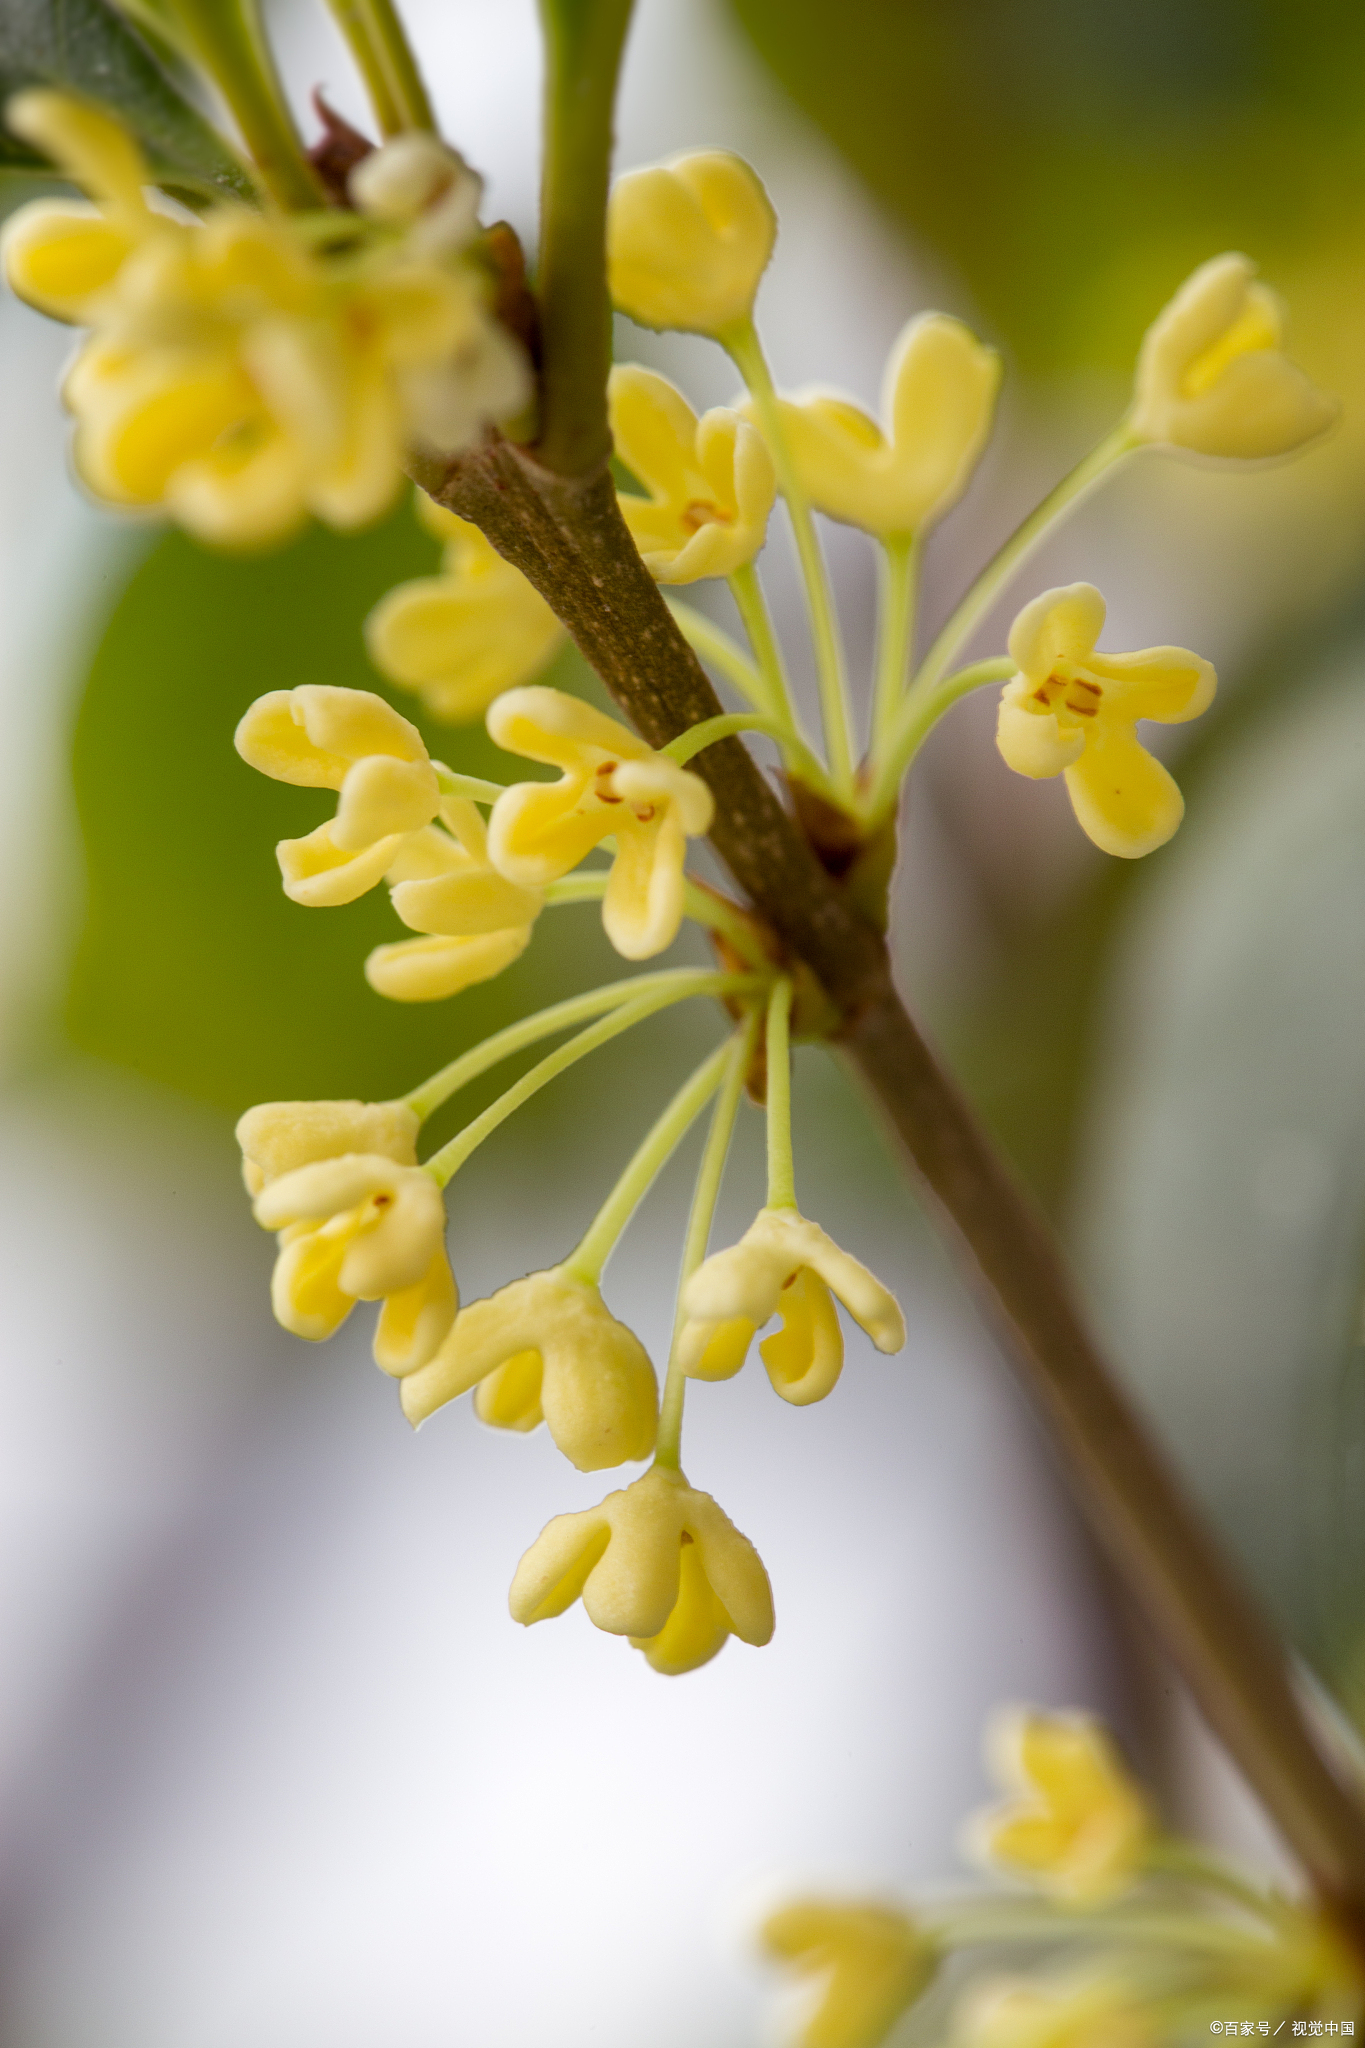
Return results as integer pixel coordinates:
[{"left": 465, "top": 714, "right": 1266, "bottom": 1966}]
[
  {"left": 236, "top": 1098, "right": 419, "bottom": 1190},
  {"left": 474, "top": 1349, "right": 545, "bottom": 1431},
  {"left": 365, "top": 571, "right": 562, "bottom": 721},
  {"left": 390, "top": 867, "right": 542, "bottom": 936},
  {"left": 277, "top": 821, "right": 409, "bottom": 906},
  {"left": 486, "top": 779, "right": 609, "bottom": 889},
  {"left": 1, "top": 201, "right": 136, "bottom": 320},
  {"left": 759, "top": 1265, "right": 844, "bottom": 1404},
  {"left": 1063, "top": 725, "right": 1186, "bottom": 859},
  {"left": 996, "top": 687, "right": 1085, "bottom": 781},
  {"left": 237, "top": 684, "right": 427, "bottom": 786},
  {"left": 1006, "top": 583, "right": 1107, "bottom": 682},
  {"left": 509, "top": 1508, "right": 613, "bottom": 1624},
  {"left": 331, "top": 753, "right": 439, "bottom": 849},
  {"left": 676, "top": 1314, "right": 754, "bottom": 1380},
  {"left": 165, "top": 428, "right": 308, "bottom": 549},
  {"left": 373, "top": 1246, "right": 457, "bottom": 1374},
  {"left": 73, "top": 354, "right": 258, "bottom": 505},
  {"left": 629, "top": 1538, "right": 733, "bottom": 1674},
  {"left": 271, "top": 1223, "right": 355, "bottom": 1341},
  {"left": 608, "top": 363, "right": 701, "bottom": 505},
  {"left": 487, "top": 684, "right": 650, "bottom": 774},
  {"left": 602, "top": 807, "right": 687, "bottom": 959},
  {"left": 1086, "top": 646, "right": 1216, "bottom": 726},
  {"left": 364, "top": 926, "right": 532, "bottom": 1001},
  {"left": 607, "top": 149, "right": 776, "bottom": 337},
  {"left": 6, "top": 90, "right": 149, "bottom": 216}
]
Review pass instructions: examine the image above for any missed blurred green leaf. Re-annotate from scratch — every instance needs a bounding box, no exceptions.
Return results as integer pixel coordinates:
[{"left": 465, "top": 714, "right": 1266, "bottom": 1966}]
[
  {"left": 66, "top": 506, "right": 621, "bottom": 1126},
  {"left": 0, "top": 0, "right": 252, "bottom": 201},
  {"left": 1072, "top": 637, "right": 1365, "bottom": 1722},
  {"left": 729, "top": 0, "right": 1365, "bottom": 375}
]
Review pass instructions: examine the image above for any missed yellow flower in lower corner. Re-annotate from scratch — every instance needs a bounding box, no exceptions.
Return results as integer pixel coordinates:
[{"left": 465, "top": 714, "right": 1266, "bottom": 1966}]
[
  {"left": 236, "top": 1095, "right": 420, "bottom": 1197},
  {"left": 969, "top": 1709, "right": 1152, "bottom": 1903},
  {"left": 678, "top": 1207, "right": 905, "bottom": 1405},
  {"left": 366, "top": 499, "right": 564, "bottom": 723},
  {"left": 762, "top": 1899, "right": 935, "bottom": 2048},
  {"left": 253, "top": 1153, "right": 456, "bottom": 1375},
  {"left": 995, "top": 584, "right": 1215, "bottom": 859},
  {"left": 366, "top": 799, "right": 543, "bottom": 1002},
  {"left": 399, "top": 1265, "right": 657, "bottom": 1470},
  {"left": 1130, "top": 253, "right": 1337, "bottom": 461},
  {"left": 235, "top": 684, "right": 439, "bottom": 905},
  {"left": 509, "top": 1463, "right": 774, "bottom": 1674},
  {"left": 486, "top": 686, "right": 713, "bottom": 959},
  {"left": 609, "top": 364, "right": 775, "bottom": 581},
  {"left": 954, "top": 1978, "right": 1153, "bottom": 2048}
]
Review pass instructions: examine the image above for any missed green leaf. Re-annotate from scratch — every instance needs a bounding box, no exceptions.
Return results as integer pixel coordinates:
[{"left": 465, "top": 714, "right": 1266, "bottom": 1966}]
[
  {"left": 1073, "top": 631, "right": 1365, "bottom": 1727},
  {"left": 0, "top": 0, "right": 253, "bottom": 202},
  {"left": 65, "top": 505, "right": 620, "bottom": 1133}
]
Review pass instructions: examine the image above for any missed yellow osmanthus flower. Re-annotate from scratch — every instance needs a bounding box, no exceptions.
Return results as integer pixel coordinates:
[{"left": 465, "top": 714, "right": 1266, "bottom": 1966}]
[
  {"left": 607, "top": 149, "right": 776, "bottom": 337},
  {"left": 678, "top": 1207, "right": 905, "bottom": 1405},
  {"left": 486, "top": 686, "right": 714, "bottom": 959},
  {"left": 743, "top": 314, "right": 1001, "bottom": 539},
  {"left": 236, "top": 1095, "right": 420, "bottom": 1198},
  {"left": 954, "top": 1979, "right": 1154, "bottom": 2048},
  {"left": 366, "top": 497, "right": 564, "bottom": 723},
  {"left": 400, "top": 1265, "right": 658, "bottom": 1471},
  {"left": 762, "top": 1900, "right": 935, "bottom": 2048},
  {"left": 253, "top": 1153, "right": 456, "bottom": 1375},
  {"left": 971, "top": 1709, "right": 1152, "bottom": 1903},
  {"left": 2, "top": 96, "right": 527, "bottom": 546},
  {"left": 509, "top": 1463, "right": 774, "bottom": 1674},
  {"left": 235, "top": 684, "right": 440, "bottom": 905},
  {"left": 609, "top": 365, "right": 775, "bottom": 581},
  {"left": 1129, "top": 253, "right": 1337, "bottom": 461},
  {"left": 995, "top": 584, "right": 1215, "bottom": 859},
  {"left": 366, "top": 799, "right": 543, "bottom": 1003}
]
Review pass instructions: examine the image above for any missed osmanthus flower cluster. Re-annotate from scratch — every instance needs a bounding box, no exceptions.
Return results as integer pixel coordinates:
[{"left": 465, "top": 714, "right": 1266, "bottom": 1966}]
[{"left": 753, "top": 1710, "right": 1362, "bottom": 2048}]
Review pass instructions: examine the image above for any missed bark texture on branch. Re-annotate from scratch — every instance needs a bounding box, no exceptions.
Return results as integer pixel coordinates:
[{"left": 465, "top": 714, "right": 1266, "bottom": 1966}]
[{"left": 413, "top": 432, "right": 1365, "bottom": 1940}]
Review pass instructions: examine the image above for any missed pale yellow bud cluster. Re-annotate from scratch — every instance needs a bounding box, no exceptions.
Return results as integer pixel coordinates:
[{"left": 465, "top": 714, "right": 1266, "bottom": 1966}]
[
  {"left": 2, "top": 94, "right": 528, "bottom": 546},
  {"left": 969, "top": 1709, "right": 1153, "bottom": 1903},
  {"left": 761, "top": 1899, "right": 934, "bottom": 2048}
]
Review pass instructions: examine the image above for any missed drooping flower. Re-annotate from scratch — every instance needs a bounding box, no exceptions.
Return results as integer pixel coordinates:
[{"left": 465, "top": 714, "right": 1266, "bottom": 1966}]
[
  {"left": 609, "top": 365, "right": 775, "bottom": 581},
  {"left": 253, "top": 1153, "right": 456, "bottom": 1375},
  {"left": 953, "top": 1977, "right": 1154, "bottom": 2048},
  {"left": 486, "top": 686, "right": 714, "bottom": 959},
  {"left": 366, "top": 496, "right": 564, "bottom": 723},
  {"left": 678, "top": 1207, "right": 905, "bottom": 1405},
  {"left": 236, "top": 1095, "right": 420, "bottom": 1197},
  {"left": 995, "top": 584, "right": 1215, "bottom": 859},
  {"left": 742, "top": 314, "right": 1000, "bottom": 539},
  {"left": 1129, "top": 253, "right": 1337, "bottom": 460},
  {"left": 509, "top": 1463, "right": 774, "bottom": 1674},
  {"left": 607, "top": 149, "right": 776, "bottom": 338},
  {"left": 761, "top": 1899, "right": 935, "bottom": 2048},
  {"left": 365, "top": 799, "right": 543, "bottom": 1002},
  {"left": 235, "top": 684, "right": 440, "bottom": 905},
  {"left": 968, "top": 1710, "right": 1152, "bottom": 1903},
  {"left": 400, "top": 1265, "right": 658, "bottom": 1471},
  {"left": 2, "top": 95, "right": 527, "bottom": 546}
]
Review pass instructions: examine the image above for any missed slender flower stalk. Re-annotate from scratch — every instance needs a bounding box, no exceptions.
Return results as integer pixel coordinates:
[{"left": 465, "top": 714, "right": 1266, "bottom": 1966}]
[
  {"left": 865, "top": 656, "right": 1016, "bottom": 819},
  {"left": 871, "top": 533, "right": 918, "bottom": 754},
  {"left": 323, "top": 0, "right": 436, "bottom": 135},
  {"left": 912, "top": 423, "right": 1138, "bottom": 695},
  {"left": 662, "top": 710, "right": 829, "bottom": 791},
  {"left": 421, "top": 973, "right": 760, "bottom": 1185},
  {"left": 655, "top": 1014, "right": 759, "bottom": 1467},
  {"left": 563, "top": 1035, "right": 738, "bottom": 1283},
  {"left": 163, "top": 0, "right": 322, "bottom": 208},
  {"left": 764, "top": 974, "right": 797, "bottom": 1211},
  {"left": 724, "top": 318, "right": 858, "bottom": 799},
  {"left": 665, "top": 598, "right": 769, "bottom": 711},
  {"left": 727, "top": 560, "right": 797, "bottom": 728},
  {"left": 434, "top": 765, "right": 508, "bottom": 804}
]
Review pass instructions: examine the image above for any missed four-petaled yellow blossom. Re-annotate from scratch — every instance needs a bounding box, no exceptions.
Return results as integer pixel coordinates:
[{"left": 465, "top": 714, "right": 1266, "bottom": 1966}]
[
  {"left": 400, "top": 1265, "right": 658, "bottom": 1471},
  {"left": 995, "top": 584, "right": 1215, "bottom": 859},
  {"left": 970, "top": 1709, "right": 1152, "bottom": 1903},
  {"left": 678, "top": 1207, "right": 905, "bottom": 1405},
  {"left": 236, "top": 1095, "right": 420, "bottom": 1197},
  {"left": 2, "top": 94, "right": 527, "bottom": 546},
  {"left": 1129, "top": 253, "right": 1337, "bottom": 461},
  {"left": 609, "top": 365, "right": 775, "bottom": 581},
  {"left": 366, "top": 797, "right": 543, "bottom": 1002},
  {"left": 235, "top": 684, "right": 440, "bottom": 905},
  {"left": 762, "top": 1900, "right": 935, "bottom": 2048},
  {"left": 366, "top": 497, "right": 564, "bottom": 723},
  {"left": 509, "top": 1463, "right": 774, "bottom": 1674},
  {"left": 743, "top": 314, "right": 1000, "bottom": 539},
  {"left": 252, "top": 1152, "right": 456, "bottom": 1375},
  {"left": 487, "top": 686, "right": 714, "bottom": 959},
  {"left": 607, "top": 149, "right": 776, "bottom": 337},
  {"left": 954, "top": 1978, "right": 1154, "bottom": 2048}
]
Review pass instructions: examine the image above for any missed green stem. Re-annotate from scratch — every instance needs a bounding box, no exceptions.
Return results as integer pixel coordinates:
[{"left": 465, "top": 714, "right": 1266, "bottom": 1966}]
[
  {"left": 724, "top": 319, "right": 857, "bottom": 799},
  {"left": 422, "top": 974, "right": 755, "bottom": 1186},
  {"left": 913, "top": 422, "right": 1138, "bottom": 695},
  {"left": 682, "top": 881, "right": 772, "bottom": 972},
  {"left": 871, "top": 532, "right": 918, "bottom": 755},
  {"left": 535, "top": 0, "right": 635, "bottom": 475},
  {"left": 764, "top": 974, "right": 796, "bottom": 1211},
  {"left": 655, "top": 1014, "right": 758, "bottom": 1468},
  {"left": 323, "top": 0, "right": 434, "bottom": 136},
  {"left": 563, "top": 1036, "right": 734, "bottom": 1283},
  {"left": 727, "top": 560, "right": 794, "bottom": 726},
  {"left": 166, "top": 0, "right": 323, "bottom": 209},
  {"left": 401, "top": 966, "right": 733, "bottom": 1122},
  {"left": 661, "top": 711, "right": 827, "bottom": 792},
  {"left": 434, "top": 764, "right": 507, "bottom": 804},
  {"left": 864, "top": 657, "right": 1016, "bottom": 821},
  {"left": 1145, "top": 1839, "right": 1285, "bottom": 1921},
  {"left": 664, "top": 598, "right": 768, "bottom": 711},
  {"left": 923, "top": 1902, "right": 1277, "bottom": 1956}
]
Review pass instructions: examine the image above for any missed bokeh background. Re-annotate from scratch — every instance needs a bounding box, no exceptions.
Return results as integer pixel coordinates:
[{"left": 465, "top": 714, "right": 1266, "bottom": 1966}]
[{"left": 1, "top": 0, "right": 1364, "bottom": 2040}]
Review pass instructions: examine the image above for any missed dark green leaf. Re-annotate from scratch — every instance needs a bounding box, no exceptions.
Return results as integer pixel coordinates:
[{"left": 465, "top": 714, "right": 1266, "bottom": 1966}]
[{"left": 0, "top": 0, "right": 252, "bottom": 201}]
